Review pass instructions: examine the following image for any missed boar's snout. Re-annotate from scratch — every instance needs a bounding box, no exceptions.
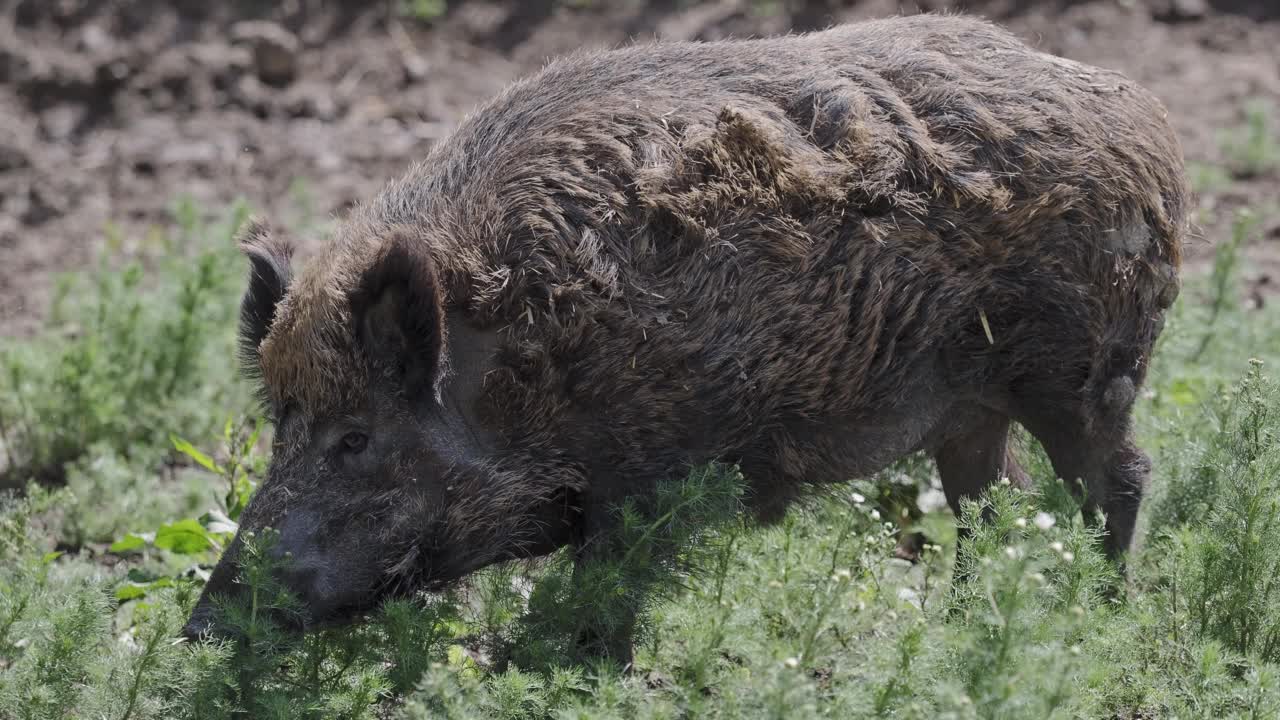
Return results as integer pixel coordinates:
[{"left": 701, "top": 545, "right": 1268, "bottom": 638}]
[
  {"left": 181, "top": 506, "right": 390, "bottom": 643},
  {"left": 263, "top": 507, "right": 378, "bottom": 622}
]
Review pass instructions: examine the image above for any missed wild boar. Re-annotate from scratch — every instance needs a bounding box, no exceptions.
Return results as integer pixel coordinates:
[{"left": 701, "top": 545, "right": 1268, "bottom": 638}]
[{"left": 182, "top": 12, "right": 1187, "bottom": 664}]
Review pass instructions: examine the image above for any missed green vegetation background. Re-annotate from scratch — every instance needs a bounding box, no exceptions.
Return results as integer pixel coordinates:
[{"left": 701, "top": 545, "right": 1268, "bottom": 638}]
[{"left": 3, "top": 108, "right": 1280, "bottom": 718}]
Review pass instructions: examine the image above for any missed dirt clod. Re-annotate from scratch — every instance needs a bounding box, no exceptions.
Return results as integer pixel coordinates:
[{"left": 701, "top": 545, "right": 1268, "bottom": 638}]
[
  {"left": 1, "top": 0, "right": 1278, "bottom": 338},
  {"left": 1153, "top": 0, "right": 1209, "bottom": 21},
  {"left": 231, "top": 21, "right": 301, "bottom": 88}
]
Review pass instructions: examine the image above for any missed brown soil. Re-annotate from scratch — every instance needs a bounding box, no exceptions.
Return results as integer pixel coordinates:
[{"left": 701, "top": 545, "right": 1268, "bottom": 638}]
[{"left": 2, "top": 0, "right": 1278, "bottom": 338}]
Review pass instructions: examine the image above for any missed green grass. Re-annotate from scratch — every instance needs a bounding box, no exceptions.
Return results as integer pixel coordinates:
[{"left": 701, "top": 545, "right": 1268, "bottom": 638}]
[
  {"left": 0, "top": 197, "right": 250, "bottom": 498},
  {"left": 1220, "top": 98, "right": 1280, "bottom": 180},
  {"left": 2, "top": 193, "right": 1280, "bottom": 718},
  {"left": 400, "top": 0, "right": 447, "bottom": 22}
]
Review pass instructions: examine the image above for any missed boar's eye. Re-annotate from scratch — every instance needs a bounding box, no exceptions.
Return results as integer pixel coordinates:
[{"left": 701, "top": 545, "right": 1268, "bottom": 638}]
[{"left": 341, "top": 432, "right": 368, "bottom": 454}]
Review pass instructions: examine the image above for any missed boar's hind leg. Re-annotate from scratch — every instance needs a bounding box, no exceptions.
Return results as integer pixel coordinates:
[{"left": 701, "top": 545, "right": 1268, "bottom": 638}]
[{"left": 933, "top": 407, "right": 1029, "bottom": 545}]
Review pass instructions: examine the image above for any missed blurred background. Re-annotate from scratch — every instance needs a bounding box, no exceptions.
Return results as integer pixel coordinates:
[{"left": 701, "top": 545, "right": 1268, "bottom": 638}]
[{"left": 1, "top": 0, "right": 1277, "bottom": 338}]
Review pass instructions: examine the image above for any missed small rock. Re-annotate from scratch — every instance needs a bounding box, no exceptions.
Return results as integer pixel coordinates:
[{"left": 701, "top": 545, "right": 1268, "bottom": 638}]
[
  {"left": 231, "top": 21, "right": 300, "bottom": 87},
  {"left": 38, "top": 104, "right": 84, "bottom": 141},
  {"left": 93, "top": 58, "right": 132, "bottom": 91},
  {"left": 78, "top": 24, "right": 113, "bottom": 54},
  {"left": 316, "top": 152, "right": 343, "bottom": 172},
  {"left": 1171, "top": 0, "right": 1207, "bottom": 19},
  {"left": 284, "top": 82, "right": 341, "bottom": 121},
  {"left": 402, "top": 53, "right": 429, "bottom": 84},
  {"left": 0, "top": 142, "right": 30, "bottom": 172},
  {"left": 232, "top": 75, "right": 275, "bottom": 116},
  {"left": 139, "top": 48, "right": 195, "bottom": 109},
  {"left": 22, "top": 184, "right": 65, "bottom": 225},
  {"left": 1153, "top": 0, "right": 1207, "bottom": 22},
  {"left": 159, "top": 140, "right": 218, "bottom": 167},
  {"left": 453, "top": 2, "right": 512, "bottom": 37}
]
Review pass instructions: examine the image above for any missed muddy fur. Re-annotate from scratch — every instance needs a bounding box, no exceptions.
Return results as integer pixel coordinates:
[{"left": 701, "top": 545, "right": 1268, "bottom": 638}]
[{"left": 187, "top": 13, "right": 1187, "bottom": 654}]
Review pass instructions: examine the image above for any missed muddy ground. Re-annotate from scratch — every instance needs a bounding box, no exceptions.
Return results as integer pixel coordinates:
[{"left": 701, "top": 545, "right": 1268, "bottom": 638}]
[{"left": 1, "top": 0, "right": 1278, "bottom": 337}]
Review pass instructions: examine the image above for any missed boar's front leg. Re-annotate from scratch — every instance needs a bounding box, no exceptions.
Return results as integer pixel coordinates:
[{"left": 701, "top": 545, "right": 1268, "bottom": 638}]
[
  {"left": 564, "top": 486, "right": 652, "bottom": 670},
  {"left": 569, "top": 540, "right": 638, "bottom": 669}
]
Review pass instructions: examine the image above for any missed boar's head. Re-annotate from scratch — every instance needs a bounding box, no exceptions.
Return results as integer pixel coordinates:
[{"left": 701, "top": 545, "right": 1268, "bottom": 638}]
[{"left": 181, "top": 221, "right": 577, "bottom": 640}]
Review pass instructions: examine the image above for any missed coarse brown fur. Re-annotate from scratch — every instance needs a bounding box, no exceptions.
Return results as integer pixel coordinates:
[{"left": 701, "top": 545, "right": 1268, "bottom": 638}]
[{"left": 186, "top": 13, "right": 1187, "bottom": 662}]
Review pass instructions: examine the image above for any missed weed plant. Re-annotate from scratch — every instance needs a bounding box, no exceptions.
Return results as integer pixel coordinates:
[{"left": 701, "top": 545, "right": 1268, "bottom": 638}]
[
  {"left": 2, "top": 191, "right": 1280, "bottom": 717},
  {"left": 1221, "top": 98, "right": 1280, "bottom": 180}
]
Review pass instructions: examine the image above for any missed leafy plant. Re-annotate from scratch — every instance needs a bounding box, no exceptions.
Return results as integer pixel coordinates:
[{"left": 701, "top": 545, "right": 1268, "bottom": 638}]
[
  {"left": 110, "top": 418, "right": 264, "bottom": 604},
  {"left": 1168, "top": 361, "right": 1280, "bottom": 661},
  {"left": 1193, "top": 208, "right": 1257, "bottom": 360}
]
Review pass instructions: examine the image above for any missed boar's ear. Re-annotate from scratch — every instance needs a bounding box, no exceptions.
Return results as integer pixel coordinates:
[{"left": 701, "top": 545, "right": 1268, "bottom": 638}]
[
  {"left": 237, "top": 220, "right": 294, "bottom": 376},
  {"left": 349, "top": 234, "right": 446, "bottom": 398}
]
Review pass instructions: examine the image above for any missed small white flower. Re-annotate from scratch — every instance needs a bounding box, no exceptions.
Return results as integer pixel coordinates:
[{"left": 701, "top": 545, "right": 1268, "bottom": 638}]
[
  {"left": 1014, "top": 518, "right": 1027, "bottom": 529},
  {"left": 1028, "top": 572, "right": 1046, "bottom": 586},
  {"left": 1069, "top": 644, "right": 1082, "bottom": 656},
  {"left": 1061, "top": 551, "right": 1075, "bottom": 563},
  {"left": 783, "top": 657, "right": 800, "bottom": 669},
  {"left": 999, "top": 476, "right": 1011, "bottom": 486},
  {"left": 832, "top": 569, "right": 852, "bottom": 581},
  {"left": 917, "top": 487, "right": 949, "bottom": 513},
  {"left": 1050, "top": 541, "right": 1065, "bottom": 553},
  {"left": 1004, "top": 546, "right": 1019, "bottom": 559},
  {"left": 1070, "top": 605, "right": 1085, "bottom": 618},
  {"left": 851, "top": 492, "right": 866, "bottom": 504},
  {"left": 768, "top": 580, "right": 784, "bottom": 589},
  {"left": 1033, "top": 512, "right": 1056, "bottom": 531},
  {"left": 870, "top": 509, "right": 881, "bottom": 521}
]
